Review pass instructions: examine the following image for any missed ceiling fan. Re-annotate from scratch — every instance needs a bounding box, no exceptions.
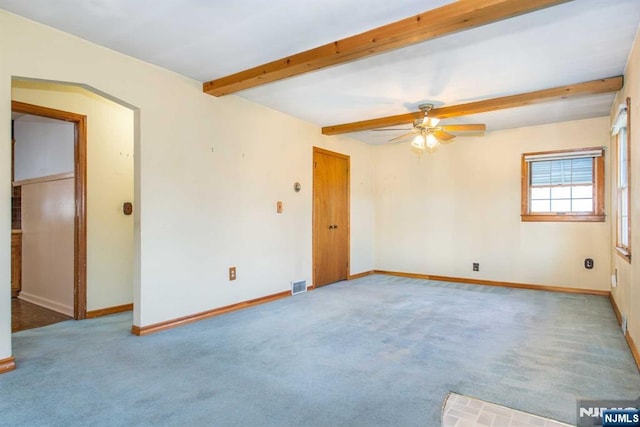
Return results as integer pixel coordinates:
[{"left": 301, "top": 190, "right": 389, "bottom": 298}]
[{"left": 375, "top": 104, "right": 486, "bottom": 154}]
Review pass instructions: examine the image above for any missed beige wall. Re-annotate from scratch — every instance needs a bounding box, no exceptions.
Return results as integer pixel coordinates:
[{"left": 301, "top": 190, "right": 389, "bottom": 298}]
[
  {"left": 19, "top": 177, "right": 74, "bottom": 315},
  {"left": 0, "top": 10, "right": 376, "bottom": 360},
  {"left": 610, "top": 27, "right": 640, "bottom": 355},
  {"left": 374, "top": 117, "right": 611, "bottom": 290},
  {"left": 0, "top": 7, "right": 631, "bottom": 367},
  {"left": 12, "top": 81, "right": 135, "bottom": 312}
]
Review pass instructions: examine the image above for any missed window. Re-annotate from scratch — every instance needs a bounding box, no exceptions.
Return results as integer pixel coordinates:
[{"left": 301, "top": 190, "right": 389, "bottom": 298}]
[
  {"left": 614, "top": 98, "right": 631, "bottom": 261},
  {"left": 521, "top": 147, "right": 605, "bottom": 222}
]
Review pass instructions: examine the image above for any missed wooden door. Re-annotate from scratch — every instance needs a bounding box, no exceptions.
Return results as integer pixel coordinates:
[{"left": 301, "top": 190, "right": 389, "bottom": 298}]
[
  {"left": 11, "top": 233, "right": 22, "bottom": 298},
  {"left": 313, "top": 147, "right": 349, "bottom": 287}
]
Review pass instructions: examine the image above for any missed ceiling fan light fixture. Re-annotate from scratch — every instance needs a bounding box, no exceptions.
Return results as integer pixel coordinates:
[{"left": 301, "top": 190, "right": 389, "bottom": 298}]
[
  {"left": 415, "top": 103, "right": 441, "bottom": 131},
  {"left": 426, "top": 133, "right": 439, "bottom": 151},
  {"left": 410, "top": 131, "right": 439, "bottom": 155},
  {"left": 426, "top": 117, "right": 440, "bottom": 127},
  {"left": 411, "top": 134, "right": 426, "bottom": 150}
]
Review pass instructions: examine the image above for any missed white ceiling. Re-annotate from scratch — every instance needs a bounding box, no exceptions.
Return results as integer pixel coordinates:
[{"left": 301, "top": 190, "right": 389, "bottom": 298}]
[{"left": 1, "top": 0, "right": 639, "bottom": 144}]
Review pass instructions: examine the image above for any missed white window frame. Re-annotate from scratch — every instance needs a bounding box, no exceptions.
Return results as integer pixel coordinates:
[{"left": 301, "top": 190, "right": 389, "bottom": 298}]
[{"left": 614, "top": 98, "right": 631, "bottom": 261}]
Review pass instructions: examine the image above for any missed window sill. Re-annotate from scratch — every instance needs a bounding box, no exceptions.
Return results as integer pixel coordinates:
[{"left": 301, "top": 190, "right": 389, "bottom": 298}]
[
  {"left": 521, "top": 214, "right": 605, "bottom": 222},
  {"left": 615, "top": 247, "right": 631, "bottom": 263}
]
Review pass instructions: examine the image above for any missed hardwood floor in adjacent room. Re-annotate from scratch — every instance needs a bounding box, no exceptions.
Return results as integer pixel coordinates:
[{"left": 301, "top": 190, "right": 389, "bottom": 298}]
[{"left": 11, "top": 298, "right": 71, "bottom": 333}]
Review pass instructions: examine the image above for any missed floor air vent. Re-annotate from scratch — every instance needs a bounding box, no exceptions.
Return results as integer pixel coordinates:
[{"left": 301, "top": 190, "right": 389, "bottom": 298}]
[{"left": 291, "top": 280, "right": 307, "bottom": 295}]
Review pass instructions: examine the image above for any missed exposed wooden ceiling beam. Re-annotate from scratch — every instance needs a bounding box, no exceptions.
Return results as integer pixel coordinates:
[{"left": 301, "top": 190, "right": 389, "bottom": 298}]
[
  {"left": 203, "top": 0, "right": 573, "bottom": 96},
  {"left": 321, "top": 76, "right": 623, "bottom": 135}
]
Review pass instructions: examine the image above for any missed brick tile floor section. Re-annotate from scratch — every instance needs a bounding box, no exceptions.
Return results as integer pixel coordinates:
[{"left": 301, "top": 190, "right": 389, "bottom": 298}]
[
  {"left": 442, "top": 392, "right": 573, "bottom": 427},
  {"left": 12, "top": 298, "right": 72, "bottom": 333}
]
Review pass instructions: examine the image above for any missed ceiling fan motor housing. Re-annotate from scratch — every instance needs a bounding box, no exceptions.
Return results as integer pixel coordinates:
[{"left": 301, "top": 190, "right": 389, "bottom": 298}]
[{"left": 418, "top": 103, "right": 434, "bottom": 114}]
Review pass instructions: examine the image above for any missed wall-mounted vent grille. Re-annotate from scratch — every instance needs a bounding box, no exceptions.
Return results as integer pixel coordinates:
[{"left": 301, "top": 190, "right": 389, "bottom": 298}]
[{"left": 291, "top": 280, "right": 307, "bottom": 295}]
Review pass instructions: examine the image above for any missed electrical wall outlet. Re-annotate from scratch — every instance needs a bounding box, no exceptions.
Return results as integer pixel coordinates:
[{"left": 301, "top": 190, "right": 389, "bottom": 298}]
[
  {"left": 229, "top": 266, "right": 236, "bottom": 281},
  {"left": 473, "top": 263, "right": 479, "bottom": 272}
]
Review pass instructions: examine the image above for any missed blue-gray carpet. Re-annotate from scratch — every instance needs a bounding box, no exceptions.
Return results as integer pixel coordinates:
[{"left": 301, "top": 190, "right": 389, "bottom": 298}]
[{"left": 1, "top": 275, "right": 639, "bottom": 426}]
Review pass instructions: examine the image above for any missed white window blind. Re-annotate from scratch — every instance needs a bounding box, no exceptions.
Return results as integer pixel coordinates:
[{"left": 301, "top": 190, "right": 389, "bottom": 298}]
[
  {"left": 612, "top": 104, "right": 628, "bottom": 136},
  {"left": 530, "top": 157, "right": 593, "bottom": 186},
  {"left": 524, "top": 149, "right": 602, "bottom": 162}
]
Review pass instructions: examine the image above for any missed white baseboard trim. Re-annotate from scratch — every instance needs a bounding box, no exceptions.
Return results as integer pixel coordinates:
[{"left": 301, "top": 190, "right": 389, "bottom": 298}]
[{"left": 18, "top": 292, "right": 73, "bottom": 317}]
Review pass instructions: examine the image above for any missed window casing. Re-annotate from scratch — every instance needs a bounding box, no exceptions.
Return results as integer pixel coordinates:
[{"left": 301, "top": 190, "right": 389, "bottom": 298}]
[
  {"left": 614, "top": 98, "right": 631, "bottom": 261},
  {"left": 521, "top": 147, "right": 605, "bottom": 222}
]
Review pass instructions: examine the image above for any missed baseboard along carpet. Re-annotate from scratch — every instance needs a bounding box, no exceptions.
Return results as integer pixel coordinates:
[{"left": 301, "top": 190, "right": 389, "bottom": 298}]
[{"left": 2, "top": 274, "right": 639, "bottom": 426}]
